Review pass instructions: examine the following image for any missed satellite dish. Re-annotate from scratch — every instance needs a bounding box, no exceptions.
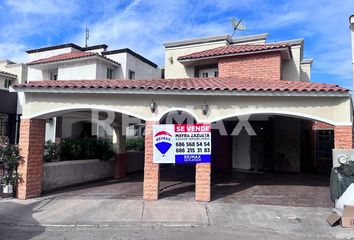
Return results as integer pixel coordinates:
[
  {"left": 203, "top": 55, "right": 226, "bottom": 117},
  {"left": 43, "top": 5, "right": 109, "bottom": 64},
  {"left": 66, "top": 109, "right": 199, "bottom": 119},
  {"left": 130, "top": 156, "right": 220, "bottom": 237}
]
[{"left": 231, "top": 18, "right": 246, "bottom": 37}]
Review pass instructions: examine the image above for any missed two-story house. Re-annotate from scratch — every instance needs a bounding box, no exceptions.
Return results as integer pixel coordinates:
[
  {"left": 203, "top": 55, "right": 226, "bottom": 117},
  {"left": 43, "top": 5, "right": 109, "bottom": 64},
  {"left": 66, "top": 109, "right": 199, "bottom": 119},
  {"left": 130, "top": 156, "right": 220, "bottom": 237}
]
[
  {"left": 163, "top": 33, "right": 338, "bottom": 174},
  {"left": 12, "top": 32, "right": 352, "bottom": 202},
  {"left": 0, "top": 60, "right": 27, "bottom": 143},
  {"left": 26, "top": 43, "right": 161, "bottom": 142}
]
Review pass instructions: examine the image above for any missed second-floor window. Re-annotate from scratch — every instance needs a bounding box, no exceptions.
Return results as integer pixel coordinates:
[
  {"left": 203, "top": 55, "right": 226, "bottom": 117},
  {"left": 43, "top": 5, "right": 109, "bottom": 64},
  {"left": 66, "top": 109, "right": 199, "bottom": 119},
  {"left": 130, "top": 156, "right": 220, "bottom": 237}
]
[
  {"left": 199, "top": 68, "right": 218, "bottom": 78},
  {"left": 50, "top": 71, "right": 58, "bottom": 80},
  {"left": 129, "top": 70, "right": 135, "bottom": 79},
  {"left": 4, "top": 79, "right": 12, "bottom": 88},
  {"left": 107, "top": 68, "right": 114, "bottom": 79}
]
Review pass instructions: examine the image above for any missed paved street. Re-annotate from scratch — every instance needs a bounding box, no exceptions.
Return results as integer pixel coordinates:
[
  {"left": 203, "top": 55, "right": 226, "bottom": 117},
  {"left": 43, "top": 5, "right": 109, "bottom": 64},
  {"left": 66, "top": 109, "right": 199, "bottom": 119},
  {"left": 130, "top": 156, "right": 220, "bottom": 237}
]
[
  {"left": 0, "top": 196, "right": 353, "bottom": 239},
  {"left": 0, "top": 170, "right": 350, "bottom": 239}
]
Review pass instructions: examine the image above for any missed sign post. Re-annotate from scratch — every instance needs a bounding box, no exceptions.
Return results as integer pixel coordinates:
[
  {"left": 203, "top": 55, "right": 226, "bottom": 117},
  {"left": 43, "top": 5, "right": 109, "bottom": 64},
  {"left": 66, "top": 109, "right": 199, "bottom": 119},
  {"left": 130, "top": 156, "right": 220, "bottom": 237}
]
[{"left": 153, "top": 124, "right": 211, "bottom": 164}]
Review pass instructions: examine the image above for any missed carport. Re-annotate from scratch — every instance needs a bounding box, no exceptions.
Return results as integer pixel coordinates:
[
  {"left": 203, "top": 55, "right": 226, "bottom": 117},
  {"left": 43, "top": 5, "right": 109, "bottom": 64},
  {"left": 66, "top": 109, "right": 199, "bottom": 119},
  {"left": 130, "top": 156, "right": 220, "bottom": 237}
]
[{"left": 11, "top": 78, "right": 353, "bottom": 202}]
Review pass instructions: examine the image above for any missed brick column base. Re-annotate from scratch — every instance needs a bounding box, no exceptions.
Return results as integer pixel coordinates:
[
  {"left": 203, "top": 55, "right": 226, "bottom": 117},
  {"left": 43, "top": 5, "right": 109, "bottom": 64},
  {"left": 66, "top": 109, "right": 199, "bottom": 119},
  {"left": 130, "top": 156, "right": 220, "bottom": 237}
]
[
  {"left": 114, "top": 153, "right": 127, "bottom": 179},
  {"left": 195, "top": 163, "right": 211, "bottom": 202},
  {"left": 334, "top": 126, "right": 353, "bottom": 149},
  {"left": 143, "top": 121, "right": 160, "bottom": 201},
  {"left": 17, "top": 119, "right": 46, "bottom": 200}
]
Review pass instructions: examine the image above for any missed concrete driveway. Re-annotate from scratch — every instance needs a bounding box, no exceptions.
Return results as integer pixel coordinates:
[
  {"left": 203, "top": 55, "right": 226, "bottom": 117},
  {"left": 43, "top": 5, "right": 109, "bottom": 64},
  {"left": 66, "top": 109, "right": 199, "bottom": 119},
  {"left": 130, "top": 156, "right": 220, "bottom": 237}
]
[{"left": 39, "top": 166, "right": 333, "bottom": 208}]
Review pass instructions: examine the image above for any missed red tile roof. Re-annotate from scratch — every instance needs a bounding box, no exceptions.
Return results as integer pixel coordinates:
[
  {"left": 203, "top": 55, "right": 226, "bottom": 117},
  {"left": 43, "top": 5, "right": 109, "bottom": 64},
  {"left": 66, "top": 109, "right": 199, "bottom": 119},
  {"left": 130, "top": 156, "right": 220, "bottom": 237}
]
[
  {"left": 27, "top": 52, "right": 120, "bottom": 66},
  {"left": 13, "top": 77, "right": 348, "bottom": 93},
  {"left": 0, "top": 70, "right": 17, "bottom": 78},
  {"left": 178, "top": 43, "right": 290, "bottom": 61}
]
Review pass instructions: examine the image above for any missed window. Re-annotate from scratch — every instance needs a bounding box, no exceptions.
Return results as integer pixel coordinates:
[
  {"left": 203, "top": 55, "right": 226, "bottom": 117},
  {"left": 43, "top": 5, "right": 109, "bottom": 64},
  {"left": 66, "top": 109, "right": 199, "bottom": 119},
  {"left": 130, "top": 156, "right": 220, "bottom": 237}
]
[
  {"left": 128, "top": 70, "right": 135, "bottom": 79},
  {"left": 316, "top": 130, "right": 334, "bottom": 160},
  {"left": 4, "top": 79, "right": 12, "bottom": 88},
  {"left": 50, "top": 71, "right": 58, "bottom": 80},
  {"left": 0, "top": 114, "right": 8, "bottom": 137},
  {"left": 107, "top": 68, "right": 114, "bottom": 79},
  {"left": 198, "top": 67, "right": 218, "bottom": 78}
]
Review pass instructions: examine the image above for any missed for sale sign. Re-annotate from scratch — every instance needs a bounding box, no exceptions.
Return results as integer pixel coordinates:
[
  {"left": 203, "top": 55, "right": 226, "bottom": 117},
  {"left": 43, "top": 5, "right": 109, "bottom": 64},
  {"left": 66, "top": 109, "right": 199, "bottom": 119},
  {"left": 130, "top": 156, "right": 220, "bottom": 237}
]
[{"left": 153, "top": 124, "right": 211, "bottom": 164}]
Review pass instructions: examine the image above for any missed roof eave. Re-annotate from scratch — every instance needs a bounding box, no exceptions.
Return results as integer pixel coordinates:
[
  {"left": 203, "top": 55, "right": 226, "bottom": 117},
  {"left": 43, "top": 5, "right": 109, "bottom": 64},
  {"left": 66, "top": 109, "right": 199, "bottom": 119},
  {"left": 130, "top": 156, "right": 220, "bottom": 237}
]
[
  {"left": 27, "top": 55, "right": 120, "bottom": 68},
  {"left": 10, "top": 86, "right": 349, "bottom": 98},
  {"left": 178, "top": 47, "right": 291, "bottom": 64},
  {"left": 0, "top": 71, "right": 17, "bottom": 78}
]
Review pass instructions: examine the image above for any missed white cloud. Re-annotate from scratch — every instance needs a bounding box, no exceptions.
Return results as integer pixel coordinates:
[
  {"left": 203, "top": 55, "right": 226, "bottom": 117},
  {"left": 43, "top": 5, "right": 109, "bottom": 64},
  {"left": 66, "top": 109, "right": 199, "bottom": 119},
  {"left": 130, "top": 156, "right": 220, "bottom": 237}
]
[{"left": 5, "top": 0, "right": 77, "bottom": 15}]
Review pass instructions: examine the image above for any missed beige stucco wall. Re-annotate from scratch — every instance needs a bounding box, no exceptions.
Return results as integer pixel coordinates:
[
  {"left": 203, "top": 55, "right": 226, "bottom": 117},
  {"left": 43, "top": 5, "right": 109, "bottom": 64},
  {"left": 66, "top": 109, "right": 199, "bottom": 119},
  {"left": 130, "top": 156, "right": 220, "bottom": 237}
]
[
  {"left": 300, "top": 62, "right": 311, "bottom": 82},
  {"left": 282, "top": 45, "right": 302, "bottom": 81},
  {"left": 0, "top": 61, "right": 27, "bottom": 85},
  {"left": 164, "top": 41, "right": 228, "bottom": 79},
  {"left": 20, "top": 92, "right": 352, "bottom": 126}
]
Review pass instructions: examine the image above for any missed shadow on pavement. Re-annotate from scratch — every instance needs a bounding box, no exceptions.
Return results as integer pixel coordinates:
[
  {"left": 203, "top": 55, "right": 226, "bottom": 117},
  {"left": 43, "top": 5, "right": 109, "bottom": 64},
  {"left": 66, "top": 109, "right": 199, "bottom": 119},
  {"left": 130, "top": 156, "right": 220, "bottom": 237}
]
[{"left": 0, "top": 200, "right": 46, "bottom": 240}]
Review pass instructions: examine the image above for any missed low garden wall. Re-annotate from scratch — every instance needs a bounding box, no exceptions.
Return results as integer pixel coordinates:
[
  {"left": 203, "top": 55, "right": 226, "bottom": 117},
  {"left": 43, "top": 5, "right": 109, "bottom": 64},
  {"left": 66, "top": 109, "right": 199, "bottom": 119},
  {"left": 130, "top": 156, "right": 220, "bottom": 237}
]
[
  {"left": 42, "top": 151, "right": 144, "bottom": 192},
  {"left": 42, "top": 159, "right": 115, "bottom": 191}
]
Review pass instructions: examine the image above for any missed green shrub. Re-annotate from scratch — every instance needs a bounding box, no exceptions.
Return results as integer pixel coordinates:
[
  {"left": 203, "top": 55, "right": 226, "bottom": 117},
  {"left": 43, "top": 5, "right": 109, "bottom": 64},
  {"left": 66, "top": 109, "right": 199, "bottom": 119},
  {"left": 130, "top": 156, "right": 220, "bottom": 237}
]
[
  {"left": 44, "top": 137, "right": 114, "bottom": 162},
  {"left": 0, "top": 136, "right": 21, "bottom": 188},
  {"left": 126, "top": 137, "right": 144, "bottom": 151},
  {"left": 44, "top": 140, "right": 59, "bottom": 162}
]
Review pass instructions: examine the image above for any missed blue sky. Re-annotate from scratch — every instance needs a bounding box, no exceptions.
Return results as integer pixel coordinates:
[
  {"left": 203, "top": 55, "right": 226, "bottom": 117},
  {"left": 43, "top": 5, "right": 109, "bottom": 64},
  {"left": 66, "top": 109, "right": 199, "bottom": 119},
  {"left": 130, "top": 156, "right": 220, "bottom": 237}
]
[{"left": 0, "top": 0, "right": 353, "bottom": 88}]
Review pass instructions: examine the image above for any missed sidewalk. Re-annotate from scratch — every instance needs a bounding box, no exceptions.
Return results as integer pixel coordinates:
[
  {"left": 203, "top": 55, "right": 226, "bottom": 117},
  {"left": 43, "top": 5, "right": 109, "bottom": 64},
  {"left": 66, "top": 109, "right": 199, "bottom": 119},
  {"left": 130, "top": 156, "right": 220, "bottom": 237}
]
[{"left": 0, "top": 196, "right": 353, "bottom": 239}]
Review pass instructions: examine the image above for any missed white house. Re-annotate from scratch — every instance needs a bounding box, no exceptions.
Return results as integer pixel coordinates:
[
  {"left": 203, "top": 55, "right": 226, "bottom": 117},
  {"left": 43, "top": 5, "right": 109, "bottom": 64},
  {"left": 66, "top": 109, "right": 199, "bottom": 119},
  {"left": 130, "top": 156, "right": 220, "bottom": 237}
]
[
  {"left": 26, "top": 43, "right": 161, "bottom": 141},
  {"left": 0, "top": 60, "right": 27, "bottom": 143}
]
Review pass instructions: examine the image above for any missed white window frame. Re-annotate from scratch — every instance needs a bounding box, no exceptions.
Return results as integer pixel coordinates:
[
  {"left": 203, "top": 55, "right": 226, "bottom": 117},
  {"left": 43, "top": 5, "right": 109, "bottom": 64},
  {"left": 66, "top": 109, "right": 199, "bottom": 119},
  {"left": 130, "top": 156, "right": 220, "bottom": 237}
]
[
  {"left": 128, "top": 70, "right": 135, "bottom": 79},
  {"left": 107, "top": 68, "right": 114, "bottom": 79},
  {"left": 4, "top": 79, "right": 12, "bottom": 88},
  {"left": 50, "top": 70, "right": 58, "bottom": 80}
]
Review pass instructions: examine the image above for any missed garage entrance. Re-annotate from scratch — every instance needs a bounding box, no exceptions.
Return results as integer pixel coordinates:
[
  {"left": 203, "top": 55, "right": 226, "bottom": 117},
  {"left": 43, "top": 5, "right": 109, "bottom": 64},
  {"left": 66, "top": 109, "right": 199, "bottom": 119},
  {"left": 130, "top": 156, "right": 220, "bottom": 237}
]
[{"left": 210, "top": 114, "right": 335, "bottom": 206}]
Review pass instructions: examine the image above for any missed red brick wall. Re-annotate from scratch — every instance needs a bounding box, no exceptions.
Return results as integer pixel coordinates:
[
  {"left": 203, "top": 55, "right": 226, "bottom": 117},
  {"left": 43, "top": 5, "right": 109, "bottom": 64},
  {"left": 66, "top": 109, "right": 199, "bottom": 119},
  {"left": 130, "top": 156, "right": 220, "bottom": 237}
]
[
  {"left": 17, "top": 119, "right": 46, "bottom": 199},
  {"left": 334, "top": 126, "right": 353, "bottom": 149},
  {"left": 313, "top": 121, "right": 334, "bottom": 130},
  {"left": 195, "top": 163, "right": 211, "bottom": 201},
  {"left": 218, "top": 52, "right": 282, "bottom": 80},
  {"left": 143, "top": 121, "right": 160, "bottom": 200}
]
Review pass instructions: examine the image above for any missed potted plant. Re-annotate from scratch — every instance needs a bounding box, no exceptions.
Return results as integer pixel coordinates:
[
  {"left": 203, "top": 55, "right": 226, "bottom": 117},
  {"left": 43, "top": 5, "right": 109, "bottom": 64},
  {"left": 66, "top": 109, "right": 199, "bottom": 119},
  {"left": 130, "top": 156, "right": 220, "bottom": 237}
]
[{"left": 0, "top": 136, "right": 21, "bottom": 196}]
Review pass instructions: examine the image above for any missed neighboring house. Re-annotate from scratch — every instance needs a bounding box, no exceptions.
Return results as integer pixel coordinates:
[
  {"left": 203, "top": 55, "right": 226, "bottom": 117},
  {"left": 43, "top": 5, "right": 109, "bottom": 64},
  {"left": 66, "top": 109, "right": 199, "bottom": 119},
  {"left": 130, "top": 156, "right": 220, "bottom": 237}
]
[
  {"left": 25, "top": 43, "right": 161, "bottom": 142},
  {"left": 12, "top": 32, "right": 353, "bottom": 201},
  {"left": 0, "top": 60, "right": 27, "bottom": 143}
]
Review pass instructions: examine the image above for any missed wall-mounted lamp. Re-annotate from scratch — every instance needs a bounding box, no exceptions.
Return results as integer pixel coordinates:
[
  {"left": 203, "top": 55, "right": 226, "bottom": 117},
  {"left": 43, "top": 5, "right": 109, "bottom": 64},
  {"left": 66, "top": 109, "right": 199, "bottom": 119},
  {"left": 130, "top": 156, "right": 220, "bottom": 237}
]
[
  {"left": 46, "top": 118, "right": 53, "bottom": 124},
  {"left": 150, "top": 100, "right": 157, "bottom": 113},
  {"left": 202, "top": 103, "right": 209, "bottom": 116},
  {"left": 169, "top": 57, "right": 173, "bottom": 64}
]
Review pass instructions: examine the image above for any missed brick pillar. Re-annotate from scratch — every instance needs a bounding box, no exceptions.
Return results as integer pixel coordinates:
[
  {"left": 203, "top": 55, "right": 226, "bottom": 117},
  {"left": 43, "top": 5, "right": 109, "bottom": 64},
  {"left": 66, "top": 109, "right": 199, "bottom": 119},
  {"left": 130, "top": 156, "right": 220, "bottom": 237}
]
[
  {"left": 195, "top": 163, "right": 211, "bottom": 202},
  {"left": 334, "top": 125, "right": 353, "bottom": 149},
  {"left": 113, "top": 123, "right": 127, "bottom": 179},
  {"left": 17, "top": 119, "right": 45, "bottom": 199},
  {"left": 143, "top": 121, "right": 159, "bottom": 200}
]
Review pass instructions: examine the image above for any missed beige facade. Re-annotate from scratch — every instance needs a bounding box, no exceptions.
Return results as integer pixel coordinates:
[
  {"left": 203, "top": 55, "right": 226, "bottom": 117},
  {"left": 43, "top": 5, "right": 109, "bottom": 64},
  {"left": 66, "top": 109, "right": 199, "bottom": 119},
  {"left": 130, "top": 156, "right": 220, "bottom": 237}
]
[
  {"left": 18, "top": 90, "right": 352, "bottom": 126},
  {"left": 0, "top": 60, "right": 27, "bottom": 85}
]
